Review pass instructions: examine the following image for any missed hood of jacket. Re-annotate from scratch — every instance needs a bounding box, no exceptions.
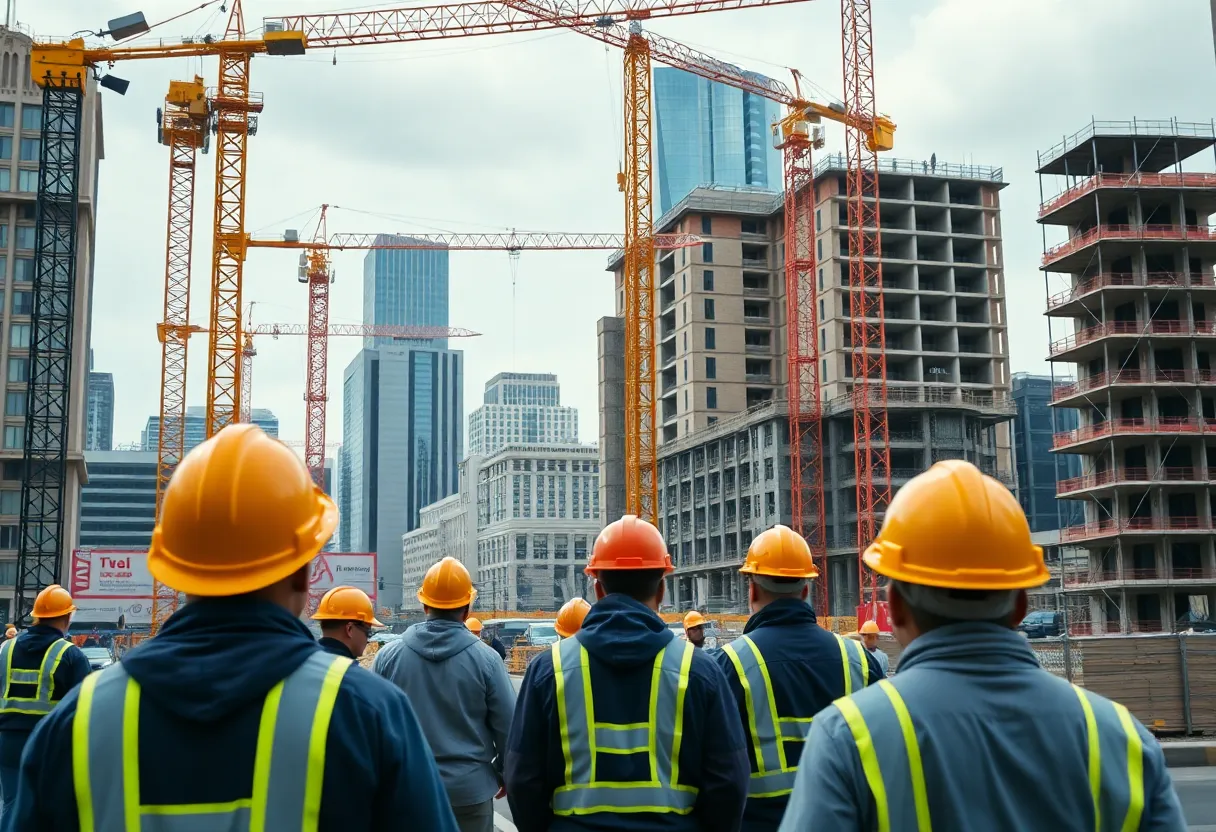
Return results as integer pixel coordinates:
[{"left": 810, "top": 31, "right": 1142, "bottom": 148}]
[
  {"left": 120, "top": 598, "right": 321, "bottom": 722},
  {"left": 896, "top": 622, "right": 1041, "bottom": 674},
  {"left": 403, "top": 618, "right": 480, "bottom": 662},
  {"left": 743, "top": 597, "right": 817, "bottom": 634},
  {"left": 16, "top": 624, "right": 69, "bottom": 654},
  {"left": 575, "top": 594, "right": 673, "bottom": 667}
]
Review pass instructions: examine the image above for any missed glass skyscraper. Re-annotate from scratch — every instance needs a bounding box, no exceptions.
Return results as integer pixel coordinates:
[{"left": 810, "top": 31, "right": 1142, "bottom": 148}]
[
  {"left": 1012, "top": 373, "right": 1083, "bottom": 533},
  {"left": 363, "top": 236, "right": 449, "bottom": 349},
  {"left": 86, "top": 351, "right": 114, "bottom": 452},
  {"left": 654, "top": 67, "right": 783, "bottom": 215},
  {"left": 142, "top": 407, "right": 278, "bottom": 453}
]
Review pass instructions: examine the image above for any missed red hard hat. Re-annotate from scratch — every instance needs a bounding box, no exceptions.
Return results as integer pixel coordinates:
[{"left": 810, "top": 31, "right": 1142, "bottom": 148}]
[{"left": 585, "top": 515, "right": 672, "bottom": 575}]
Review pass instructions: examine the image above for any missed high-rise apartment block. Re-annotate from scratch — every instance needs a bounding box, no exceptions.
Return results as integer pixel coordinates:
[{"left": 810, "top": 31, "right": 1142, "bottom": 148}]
[
  {"left": 343, "top": 344, "right": 463, "bottom": 607},
  {"left": 602, "top": 155, "right": 1016, "bottom": 613},
  {"left": 142, "top": 406, "right": 278, "bottom": 453},
  {"left": 79, "top": 451, "right": 157, "bottom": 549},
  {"left": 1041, "top": 119, "right": 1216, "bottom": 635},
  {"left": 654, "top": 68, "right": 782, "bottom": 215},
  {"left": 0, "top": 29, "right": 103, "bottom": 616},
  {"left": 468, "top": 372, "right": 579, "bottom": 456},
  {"left": 363, "top": 237, "right": 449, "bottom": 349},
  {"left": 85, "top": 350, "right": 114, "bottom": 452},
  {"left": 1011, "top": 373, "right": 1083, "bottom": 532}
]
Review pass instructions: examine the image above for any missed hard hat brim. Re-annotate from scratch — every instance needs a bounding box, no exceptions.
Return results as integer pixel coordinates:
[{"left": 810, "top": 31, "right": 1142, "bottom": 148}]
[
  {"left": 554, "top": 625, "right": 574, "bottom": 638},
  {"left": 32, "top": 602, "right": 77, "bottom": 620},
  {"left": 417, "top": 587, "right": 478, "bottom": 610},
  {"left": 739, "top": 563, "right": 820, "bottom": 579},
  {"left": 862, "top": 540, "right": 1051, "bottom": 590},
  {"left": 150, "top": 491, "right": 338, "bottom": 597}
]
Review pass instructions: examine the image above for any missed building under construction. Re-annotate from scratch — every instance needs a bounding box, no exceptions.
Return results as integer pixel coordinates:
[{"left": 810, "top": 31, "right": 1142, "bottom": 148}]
[
  {"left": 600, "top": 155, "right": 1016, "bottom": 615},
  {"left": 1042, "top": 118, "right": 1216, "bottom": 635}
]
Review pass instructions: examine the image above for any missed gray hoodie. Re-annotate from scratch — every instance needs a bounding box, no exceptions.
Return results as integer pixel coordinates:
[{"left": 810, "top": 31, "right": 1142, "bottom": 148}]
[{"left": 373, "top": 619, "right": 516, "bottom": 807}]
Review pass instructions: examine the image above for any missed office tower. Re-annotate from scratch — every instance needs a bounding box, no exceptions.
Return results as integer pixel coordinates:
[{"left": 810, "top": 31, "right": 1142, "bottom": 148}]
[
  {"left": 362, "top": 236, "right": 449, "bottom": 349},
  {"left": 1040, "top": 118, "right": 1216, "bottom": 635},
  {"left": 654, "top": 67, "right": 782, "bottom": 215},
  {"left": 603, "top": 156, "right": 1016, "bottom": 613},
  {"left": 343, "top": 344, "right": 463, "bottom": 607},
  {"left": 141, "top": 406, "right": 278, "bottom": 454},
  {"left": 79, "top": 451, "right": 157, "bottom": 549},
  {"left": 0, "top": 28, "right": 104, "bottom": 612},
  {"left": 86, "top": 350, "right": 114, "bottom": 451},
  {"left": 467, "top": 372, "right": 579, "bottom": 456},
  {"left": 474, "top": 443, "right": 600, "bottom": 611},
  {"left": 1011, "top": 372, "right": 1083, "bottom": 532}
]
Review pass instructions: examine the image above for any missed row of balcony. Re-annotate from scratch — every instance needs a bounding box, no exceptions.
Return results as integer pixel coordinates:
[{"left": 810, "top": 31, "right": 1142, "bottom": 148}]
[
  {"left": 1052, "top": 368, "right": 1215, "bottom": 403},
  {"left": 1060, "top": 515, "right": 1213, "bottom": 543},
  {"left": 1062, "top": 566, "right": 1214, "bottom": 588},
  {"left": 1046, "top": 271, "right": 1216, "bottom": 313},
  {"left": 1038, "top": 172, "right": 1216, "bottom": 219},
  {"left": 1048, "top": 319, "right": 1216, "bottom": 357},
  {"left": 1053, "top": 417, "right": 1215, "bottom": 449},
  {"left": 1057, "top": 466, "right": 1214, "bottom": 495},
  {"left": 1042, "top": 224, "right": 1216, "bottom": 269}
]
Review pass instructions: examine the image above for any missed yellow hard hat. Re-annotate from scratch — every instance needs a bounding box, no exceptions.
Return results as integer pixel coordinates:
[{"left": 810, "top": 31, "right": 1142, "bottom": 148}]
[
  {"left": 555, "top": 598, "right": 591, "bottom": 638},
  {"left": 860, "top": 620, "right": 880, "bottom": 635},
  {"left": 148, "top": 424, "right": 337, "bottom": 596},
  {"left": 683, "top": 610, "right": 706, "bottom": 630},
  {"left": 466, "top": 617, "right": 483, "bottom": 634},
  {"left": 739, "top": 525, "right": 819, "bottom": 579},
  {"left": 32, "top": 585, "right": 77, "bottom": 620},
  {"left": 864, "top": 460, "right": 1049, "bottom": 590},
  {"left": 417, "top": 557, "right": 477, "bottom": 610},
  {"left": 311, "top": 586, "right": 383, "bottom": 627}
]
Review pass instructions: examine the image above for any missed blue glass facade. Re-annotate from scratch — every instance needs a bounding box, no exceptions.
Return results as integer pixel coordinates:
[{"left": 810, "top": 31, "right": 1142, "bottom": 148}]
[
  {"left": 1012, "top": 373, "right": 1083, "bottom": 532},
  {"left": 363, "top": 236, "right": 449, "bottom": 349},
  {"left": 142, "top": 407, "right": 278, "bottom": 453},
  {"left": 654, "top": 68, "right": 782, "bottom": 215}
]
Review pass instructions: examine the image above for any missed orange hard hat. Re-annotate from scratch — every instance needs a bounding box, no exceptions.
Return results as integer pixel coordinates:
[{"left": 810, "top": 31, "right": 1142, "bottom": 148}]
[
  {"left": 555, "top": 598, "right": 591, "bottom": 638},
  {"left": 418, "top": 557, "right": 477, "bottom": 610},
  {"left": 863, "top": 460, "right": 1049, "bottom": 590},
  {"left": 148, "top": 424, "right": 336, "bottom": 597},
  {"left": 32, "top": 585, "right": 76, "bottom": 620},
  {"left": 311, "top": 585, "right": 383, "bottom": 627},
  {"left": 739, "top": 525, "right": 819, "bottom": 579},
  {"left": 683, "top": 610, "right": 707, "bottom": 630},
  {"left": 585, "top": 515, "right": 672, "bottom": 574},
  {"left": 466, "top": 617, "right": 483, "bottom": 634},
  {"left": 860, "top": 620, "right": 880, "bottom": 635}
]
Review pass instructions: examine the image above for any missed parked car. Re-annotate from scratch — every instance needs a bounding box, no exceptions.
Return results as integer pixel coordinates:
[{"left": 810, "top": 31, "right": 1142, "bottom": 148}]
[
  {"left": 482, "top": 618, "right": 546, "bottom": 648},
  {"left": 667, "top": 621, "right": 720, "bottom": 650},
  {"left": 524, "top": 622, "right": 561, "bottom": 646},
  {"left": 1018, "top": 610, "right": 1063, "bottom": 639},
  {"left": 81, "top": 647, "right": 114, "bottom": 672}
]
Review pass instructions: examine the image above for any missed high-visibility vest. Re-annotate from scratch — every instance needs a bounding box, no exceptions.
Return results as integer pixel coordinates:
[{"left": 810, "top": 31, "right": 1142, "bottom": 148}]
[
  {"left": 73, "top": 651, "right": 352, "bottom": 832},
  {"left": 834, "top": 680, "right": 1147, "bottom": 832},
  {"left": 722, "top": 632, "right": 869, "bottom": 798},
  {"left": 551, "top": 635, "right": 698, "bottom": 816},
  {"left": 0, "top": 636, "right": 72, "bottom": 716}
]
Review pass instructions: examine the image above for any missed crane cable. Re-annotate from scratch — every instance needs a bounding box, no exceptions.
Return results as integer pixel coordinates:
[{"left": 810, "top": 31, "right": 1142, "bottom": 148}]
[{"left": 509, "top": 250, "right": 521, "bottom": 370}]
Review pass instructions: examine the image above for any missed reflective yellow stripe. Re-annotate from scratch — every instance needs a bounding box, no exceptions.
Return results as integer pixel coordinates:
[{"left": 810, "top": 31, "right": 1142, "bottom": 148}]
[
  {"left": 121, "top": 676, "right": 141, "bottom": 831},
  {"left": 582, "top": 650, "right": 596, "bottom": 784},
  {"left": 1114, "top": 703, "right": 1144, "bottom": 832},
  {"left": 669, "top": 640, "right": 693, "bottom": 788},
  {"left": 553, "top": 642, "right": 574, "bottom": 786},
  {"left": 142, "top": 799, "right": 254, "bottom": 815},
  {"left": 73, "top": 673, "right": 99, "bottom": 832},
  {"left": 835, "top": 698, "right": 889, "bottom": 832},
  {"left": 596, "top": 722, "right": 648, "bottom": 730},
  {"left": 836, "top": 635, "right": 853, "bottom": 695},
  {"left": 722, "top": 643, "right": 767, "bottom": 773},
  {"left": 1072, "top": 685, "right": 1101, "bottom": 832},
  {"left": 303, "top": 656, "right": 348, "bottom": 831},
  {"left": 878, "top": 681, "right": 931, "bottom": 831},
  {"left": 249, "top": 680, "right": 285, "bottom": 832},
  {"left": 598, "top": 746, "right": 649, "bottom": 754},
  {"left": 748, "top": 636, "right": 789, "bottom": 770},
  {"left": 854, "top": 639, "right": 870, "bottom": 687}
]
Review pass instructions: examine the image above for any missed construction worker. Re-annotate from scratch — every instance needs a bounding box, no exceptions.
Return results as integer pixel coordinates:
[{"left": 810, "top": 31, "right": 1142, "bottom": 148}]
[
  {"left": 466, "top": 616, "right": 483, "bottom": 634},
  {"left": 683, "top": 609, "right": 708, "bottom": 648},
  {"left": 312, "top": 584, "right": 384, "bottom": 659},
  {"left": 505, "top": 514, "right": 749, "bottom": 832},
  {"left": 781, "top": 461, "right": 1186, "bottom": 830},
  {"left": 555, "top": 597, "right": 591, "bottom": 638},
  {"left": 374, "top": 556, "right": 516, "bottom": 832},
  {"left": 717, "top": 525, "right": 882, "bottom": 832},
  {"left": 858, "top": 619, "right": 889, "bottom": 676},
  {"left": 0, "top": 585, "right": 90, "bottom": 815},
  {"left": 6, "top": 424, "right": 458, "bottom": 831}
]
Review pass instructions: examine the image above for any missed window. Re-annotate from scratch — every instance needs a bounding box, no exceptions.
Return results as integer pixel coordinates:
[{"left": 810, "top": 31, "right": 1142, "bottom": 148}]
[
  {"left": 18, "top": 138, "right": 37, "bottom": 162},
  {"left": 817, "top": 239, "right": 823, "bottom": 260},
  {"left": 17, "top": 170, "right": 36, "bottom": 193},
  {"left": 0, "top": 137, "right": 9, "bottom": 160},
  {"left": 706, "top": 357, "right": 716, "bottom": 379},
  {"left": 704, "top": 299, "right": 715, "bottom": 320},
  {"left": 816, "top": 209, "right": 821, "bottom": 229},
  {"left": 682, "top": 275, "right": 686, "bottom": 294},
  {"left": 0, "top": 170, "right": 9, "bottom": 192},
  {"left": 683, "top": 331, "right": 687, "bottom": 352},
  {"left": 15, "top": 226, "right": 33, "bottom": 250},
  {"left": 0, "top": 559, "right": 13, "bottom": 583},
  {"left": 14, "top": 257, "right": 31, "bottom": 283},
  {"left": 707, "top": 387, "right": 718, "bottom": 409},
  {"left": 682, "top": 303, "right": 686, "bottom": 325},
  {"left": 0, "top": 492, "right": 16, "bottom": 515},
  {"left": 0, "top": 104, "right": 12, "bottom": 128},
  {"left": 10, "top": 325, "right": 29, "bottom": 349},
  {"left": 9, "top": 292, "right": 26, "bottom": 316},
  {"left": 7, "top": 358, "right": 27, "bottom": 383},
  {"left": 819, "top": 299, "right": 825, "bottom": 321},
  {"left": 20, "top": 105, "right": 40, "bottom": 131},
  {"left": 703, "top": 270, "right": 714, "bottom": 291},
  {"left": 701, "top": 215, "right": 712, "bottom": 235},
  {"left": 702, "top": 242, "right": 713, "bottom": 263},
  {"left": 683, "top": 359, "right": 688, "bottom": 381},
  {"left": 818, "top": 268, "right": 824, "bottom": 291},
  {"left": 0, "top": 226, "right": 7, "bottom": 248},
  {"left": 684, "top": 390, "right": 688, "bottom": 410},
  {"left": 3, "top": 427, "right": 21, "bottom": 450},
  {"left": 4, "top": 393, "right": 23, "bottom": 417},
  {"left": 820, "top": 329, "right": 826, "bottom": 350},
  {"left": 705, "top": 327, "right": 716, "bottom": 349}
]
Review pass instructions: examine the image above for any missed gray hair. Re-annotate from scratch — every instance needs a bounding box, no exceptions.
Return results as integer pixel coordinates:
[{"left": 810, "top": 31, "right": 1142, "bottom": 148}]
[{"left": 890, "top": 580, "right": 1018, "bottom": 621}]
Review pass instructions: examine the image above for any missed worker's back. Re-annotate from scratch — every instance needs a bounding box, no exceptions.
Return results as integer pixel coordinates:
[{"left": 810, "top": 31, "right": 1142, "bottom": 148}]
[
  {"left": 504, "top": 594, "right": 750, "bottom": 832},
  {"left": 788, "top": 623, "right": 1186, "bottom": 830},
  {"left": 4, "top": 598, "right": 459, "bottom": 832}
]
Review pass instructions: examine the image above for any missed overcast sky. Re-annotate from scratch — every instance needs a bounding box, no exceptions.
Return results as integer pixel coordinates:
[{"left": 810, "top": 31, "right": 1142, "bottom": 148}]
[{"left": 25, "top": 0, "right": 1216, "bottom": 449}]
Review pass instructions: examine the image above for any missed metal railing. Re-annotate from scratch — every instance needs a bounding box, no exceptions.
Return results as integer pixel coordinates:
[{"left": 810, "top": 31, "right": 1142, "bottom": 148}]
[
  {"left": 1040, "top": 172, "right": 1216, "bottom": 217},
  {"left": 1043, "top": 224, "right": 1216, "bottom": 266},
  {"left": 813, "top": 152, "right": 1004, "bottom": 183},
  {"left": 1037, "top": 118, "right": 1216, "bottom": 168},
  {"left": 1053, "top": 417, "right": 1212, "bottom": 448}
]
